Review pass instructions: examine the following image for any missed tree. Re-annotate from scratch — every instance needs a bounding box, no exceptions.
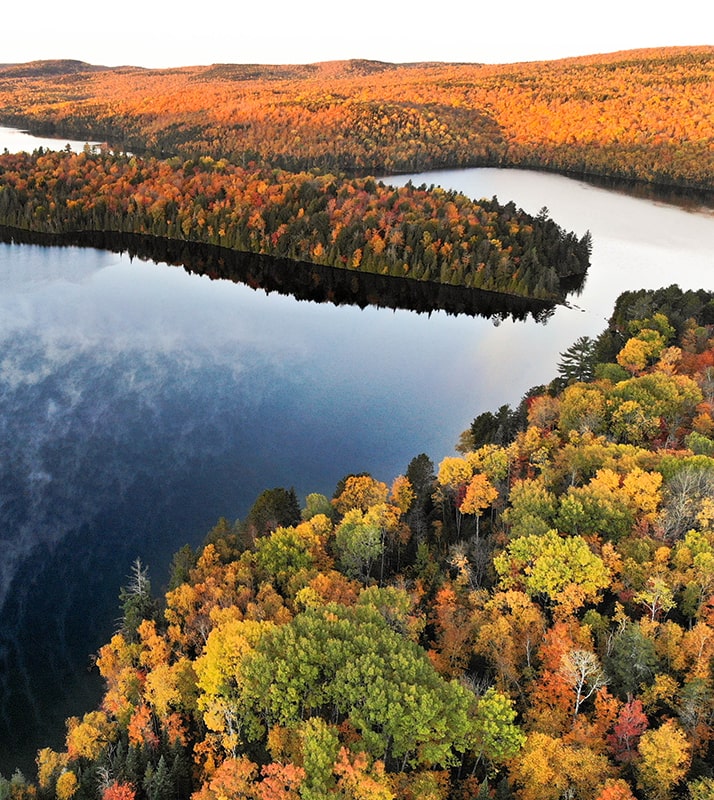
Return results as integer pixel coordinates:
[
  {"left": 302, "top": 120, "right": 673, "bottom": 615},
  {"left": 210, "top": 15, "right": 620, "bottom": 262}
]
[
  {"left": 102, "top": 783, "right": 137, "bottom": 800},
  {"left": 298, "top": 717, "right": 341, "bottom": 797},
  {"left": 194, "top": 618, "right": 273, "bottom": 756},
  {"left": 594, "top": 780, "right": 637, "bottom": 800},
  {"left": 636, "top": 720, "right": 690, "bottom": 800},
  {"left": 558, "top": 383, "right": 607, "bottom": 435},
  {"left": 605, "top": 621, "right": 658, "bottom": 699},
  {"left": 459, "top": 473, "right": 498, "bottom": 538},
  {"left": 473, "top": 590, "right": 546, "bottom": 694},
  {"left": 167, "top": 544, "right": 198, "bottom": 589},
  {"left": 35, "top": 748, "right": 68, "bottom": 792},
  {"left": 503, "top": 478, "right": 558, "bottom": 539},
  {"left": 119, "top": 558, "right": 157, "bottom": 643},
  {"left": 616, "top": 331, "right": 665, "bottom": 374},
  {"left": 390, "top": 475, "right": 415, "bottom": 516},
  {"left": 509, "top": 732, "right": 613, "bottom": 800},
  {"left": 238, "top": 604, "right": 479, "bottom": 769},
  {"left": 469, "top": 687, "right": 525, "bottom": 766},
  {"left": 256, "top": 762, "right": 304, "bottom": 800},
  {"left": 469, "top": 404, "right": 523, "bottom": 448},
  {"left": 436, "top": 456, "right": 474, "bottom": 537},
  {"left": 333, "top": 508, "right": 384, "bottom": 581},
  {"left": 429, "top": 584, "right": 476, "bottom": 676},
  {"left": 192, "top": 756, "right": 259, "bottom": 800},
  {"left": 66, "top": 710, "right": 116, "bottom": 761},
  {"left": 606, "top": 699, "right": 648, "bottom": 763},
  {"left": 254, "top": 525, "right": 317, "bottom": 589},
  {"left": 557, "top": 336, "right": 596, "bottom": 384},
  {"left": 333, "top": 475, "right": 389, "bottom": 515},
  {"left": 405, "top": 453, "right": 435, "bottom": 502},
  {"left": 559, "top": 649, "right": 607, "bottom": 718},
  {"left": 493, "top": 530, "right": 611, "bottom": 616},
  {"left": 405, "top": 453, "right": 436, "bottom": 542},
  {"left": 556, "top": 469, "right": 636, "bottom": 542},
  {"left": 659, "top": 463, "right": 714, "bottom": 540},
  {"left": 332, "top": 748, "right": 395, "bottom": 800},
  {"left": 244, "top": 488, "right": 301, "bottom": 541},
  {"left": 301, "top": 493, "right": 333, "bottom": 521}
]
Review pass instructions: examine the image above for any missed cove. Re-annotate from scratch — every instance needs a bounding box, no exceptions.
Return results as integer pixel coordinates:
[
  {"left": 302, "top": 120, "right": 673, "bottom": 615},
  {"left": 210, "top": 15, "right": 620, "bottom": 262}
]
[{"left": 1, "top": 143, "right": 713, "bottom": 774}]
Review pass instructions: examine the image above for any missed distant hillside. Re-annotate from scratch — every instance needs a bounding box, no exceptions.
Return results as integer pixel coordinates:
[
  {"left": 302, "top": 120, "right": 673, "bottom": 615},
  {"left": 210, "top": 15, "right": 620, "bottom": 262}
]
[
  {"left": 0, "top": 59, "right": 112, "bottom": 77},
  {"left": 0, "top": 47, "right": 712, "bottom": 191}
]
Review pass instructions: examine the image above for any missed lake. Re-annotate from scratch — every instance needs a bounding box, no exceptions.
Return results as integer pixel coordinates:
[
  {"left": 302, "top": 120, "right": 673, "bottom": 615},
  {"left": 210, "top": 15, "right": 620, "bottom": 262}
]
[{"left": 1, "top": 128, "right": 713, "bottom": 774}]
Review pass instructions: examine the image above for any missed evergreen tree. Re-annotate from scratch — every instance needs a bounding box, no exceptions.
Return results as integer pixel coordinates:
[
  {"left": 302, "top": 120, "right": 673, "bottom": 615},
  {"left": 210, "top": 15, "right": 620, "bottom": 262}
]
[
  {"left": 557, "top": 335, "right": 596, "bottom": 384},
  {"left": 118, "top": 558, "right": 158, "bottom": 643}
]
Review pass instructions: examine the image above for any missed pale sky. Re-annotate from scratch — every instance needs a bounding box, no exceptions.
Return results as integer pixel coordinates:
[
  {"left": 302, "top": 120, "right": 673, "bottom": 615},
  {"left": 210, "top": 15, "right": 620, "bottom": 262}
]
[{"left": 3, "top": 0, "right": 713, "bottom": 68}]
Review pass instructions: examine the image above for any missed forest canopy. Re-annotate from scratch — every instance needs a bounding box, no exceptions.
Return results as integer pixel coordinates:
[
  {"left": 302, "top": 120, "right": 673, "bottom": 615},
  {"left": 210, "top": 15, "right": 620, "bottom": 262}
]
[
  {"left": 0, "top": 149, "right": 591, "bottom": 302},
  {"left": 1, "top": 47, "right": 712, "bottom": 192},
  {"left": 2, "top": 45, "right": 714, "bottom": 800}
]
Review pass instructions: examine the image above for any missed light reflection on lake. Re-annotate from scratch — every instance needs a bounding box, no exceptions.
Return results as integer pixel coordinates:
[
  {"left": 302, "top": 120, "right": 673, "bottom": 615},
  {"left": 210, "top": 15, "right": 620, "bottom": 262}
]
[{"left": 0, "top": 126, "right": 100, "bottom": 154}]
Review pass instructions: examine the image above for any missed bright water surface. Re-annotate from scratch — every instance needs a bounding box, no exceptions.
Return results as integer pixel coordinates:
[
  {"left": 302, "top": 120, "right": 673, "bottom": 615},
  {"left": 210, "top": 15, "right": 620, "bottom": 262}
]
[{"left": 0, "top": 128, "right": 713, "bottom": 774}]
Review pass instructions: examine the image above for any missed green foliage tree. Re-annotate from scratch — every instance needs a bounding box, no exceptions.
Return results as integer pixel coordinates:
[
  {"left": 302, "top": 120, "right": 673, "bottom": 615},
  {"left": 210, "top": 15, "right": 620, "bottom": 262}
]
[
  {"left": 557, "top": 336, "right": 597, "bottom": 384},
  {"left": 243, "top": 487, "right": 301, "bottom": 541},
  {"left": 604, "top": 621, "right": 659, "bottom": 699},
  {"left": 493, "top": 530, "right": 611, "bottom": 615},
  {"left": 333, "top": 508, "right": 383, "bottom": 581},
  {"left": 239, "top": 604, "right": 483, "bottom": 769},
  {"left": 119, "top": 558, "right": 158, "bottom": 643}
]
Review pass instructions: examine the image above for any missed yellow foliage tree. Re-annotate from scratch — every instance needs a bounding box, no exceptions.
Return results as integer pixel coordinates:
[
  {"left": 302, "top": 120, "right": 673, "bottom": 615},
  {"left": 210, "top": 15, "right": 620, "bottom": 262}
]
[
  {"left": 459, "top": 473, "right": 499, "bottom": 537},
  {"left": 636, "top": 719, "right": 691, "bottom": 800}
]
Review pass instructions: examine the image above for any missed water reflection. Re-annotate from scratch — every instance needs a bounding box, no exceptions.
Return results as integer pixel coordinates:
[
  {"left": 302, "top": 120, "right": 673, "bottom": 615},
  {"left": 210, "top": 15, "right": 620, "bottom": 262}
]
[
  {"left": 2, "top": 238, "right": 529, "bottom": 772},
  {"left": 1, "top": 226, "right": 566, "bottom": 322}
]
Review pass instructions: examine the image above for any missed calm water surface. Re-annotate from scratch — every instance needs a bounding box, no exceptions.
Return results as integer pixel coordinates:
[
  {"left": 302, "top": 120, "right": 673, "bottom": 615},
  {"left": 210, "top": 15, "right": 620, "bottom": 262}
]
[{"left": 1, "top": 130, "right": 713, "bottom": 773}]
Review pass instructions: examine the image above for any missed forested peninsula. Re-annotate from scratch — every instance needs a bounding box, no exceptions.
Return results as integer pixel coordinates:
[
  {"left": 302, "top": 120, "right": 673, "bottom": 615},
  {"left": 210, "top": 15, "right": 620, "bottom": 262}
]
[
  {"left": 6, "top": 287, "right": 714, "bottom": 800},
  {"left": 0, "top": 149, "right": 590, "bottom": 303}
]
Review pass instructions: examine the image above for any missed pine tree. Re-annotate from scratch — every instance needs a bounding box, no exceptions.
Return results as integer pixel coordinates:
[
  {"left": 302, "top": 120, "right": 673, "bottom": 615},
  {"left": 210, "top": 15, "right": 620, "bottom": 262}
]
[{"left": 557, "top": 335, "right": 597, "bottom": 384}]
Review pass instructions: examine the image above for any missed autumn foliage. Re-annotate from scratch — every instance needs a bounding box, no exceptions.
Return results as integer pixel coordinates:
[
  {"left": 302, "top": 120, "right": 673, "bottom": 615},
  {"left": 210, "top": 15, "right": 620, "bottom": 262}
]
[
  {"left": 0, "top": 48, "right": 712, "bottom": 191},
  {"left": 0, "top": 147, "right": 590, "bottom": 301},
  {"left": 9, "top": 289, "right": 714, "bottom": 799}
]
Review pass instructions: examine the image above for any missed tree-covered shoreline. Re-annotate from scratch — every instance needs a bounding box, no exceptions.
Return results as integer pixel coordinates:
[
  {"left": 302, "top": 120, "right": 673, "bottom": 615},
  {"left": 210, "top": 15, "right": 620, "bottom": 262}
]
[
  {"left": 1, "top": 48, "right": 712, "bottom": 193},
  {"left": 0, "top": 225, "right": 564, "bottom": 322},
  {"left": 2, "top": 44, "right": 713, "bottom": 800},
  {"left": 6, "top": 287, "right": 714, "bottom": 800}
]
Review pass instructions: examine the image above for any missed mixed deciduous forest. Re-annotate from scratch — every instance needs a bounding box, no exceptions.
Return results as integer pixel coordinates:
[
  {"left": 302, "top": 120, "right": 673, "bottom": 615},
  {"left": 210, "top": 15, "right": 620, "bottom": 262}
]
[
  {"left": 0, "top": 48, "right": 712, "bottom": 190},
  {"left": 0, "top": 46, "right": 712, "bottom": 305},
  {"left": 2, "top": 45, "right": 714, "bottom": 800},
  {"left": 5, "top": 287, "right": 714, "bottom": 800},
  {"left": 0, "top": 149, "right": 590, "bottom": 302}
]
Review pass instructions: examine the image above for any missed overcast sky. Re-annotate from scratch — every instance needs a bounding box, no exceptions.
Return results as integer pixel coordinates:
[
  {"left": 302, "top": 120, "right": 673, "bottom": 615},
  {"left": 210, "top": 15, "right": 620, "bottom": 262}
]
[{"left": 3, "top": 0, "right": 712, "bottom": 68}]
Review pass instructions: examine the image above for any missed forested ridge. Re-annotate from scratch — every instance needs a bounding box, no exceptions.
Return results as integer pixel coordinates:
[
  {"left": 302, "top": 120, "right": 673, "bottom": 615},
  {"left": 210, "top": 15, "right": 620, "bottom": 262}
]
[
  {"left": 0, "top": 47, "right": 712, "bottom": 191},
  {"left": 0, "top": 149, "right": 590, "bottom": 301},
  {"left": 6, "top": 286, "right": 714, "bottom": 800}
]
